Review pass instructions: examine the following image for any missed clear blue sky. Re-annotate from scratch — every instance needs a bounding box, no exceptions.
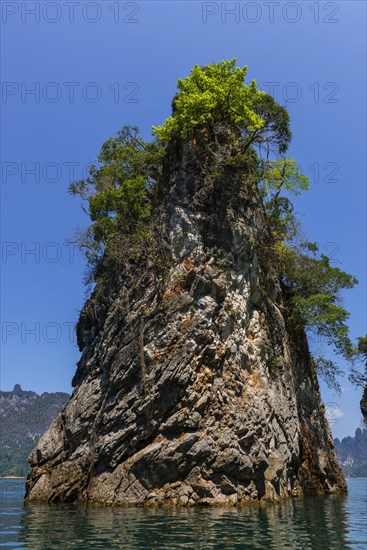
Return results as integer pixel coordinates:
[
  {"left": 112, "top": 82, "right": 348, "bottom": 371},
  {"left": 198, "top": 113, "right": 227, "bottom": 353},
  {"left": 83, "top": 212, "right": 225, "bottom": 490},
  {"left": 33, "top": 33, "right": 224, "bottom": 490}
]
[{"left": 1, "top": 1, "right": 366, "bottom": 439}]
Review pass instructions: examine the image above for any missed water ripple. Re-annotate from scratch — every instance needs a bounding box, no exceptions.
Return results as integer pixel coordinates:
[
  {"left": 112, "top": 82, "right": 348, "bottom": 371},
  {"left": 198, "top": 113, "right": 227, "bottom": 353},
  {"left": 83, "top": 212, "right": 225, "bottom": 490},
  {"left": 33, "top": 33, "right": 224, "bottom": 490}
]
[{"left": 0, "top": 479, "right": 366, "bottom": 549}]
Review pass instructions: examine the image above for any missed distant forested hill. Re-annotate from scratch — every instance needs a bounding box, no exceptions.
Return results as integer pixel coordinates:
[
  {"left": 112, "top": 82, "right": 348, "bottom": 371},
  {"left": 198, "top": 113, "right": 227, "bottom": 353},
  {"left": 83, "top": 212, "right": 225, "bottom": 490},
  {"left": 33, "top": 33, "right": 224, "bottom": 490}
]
[
  {"left": 334, "top": 428, "right": 367, "bottom": 478},
  {"left": 0, "top": 385, "right": 69, "bottom": 476}
]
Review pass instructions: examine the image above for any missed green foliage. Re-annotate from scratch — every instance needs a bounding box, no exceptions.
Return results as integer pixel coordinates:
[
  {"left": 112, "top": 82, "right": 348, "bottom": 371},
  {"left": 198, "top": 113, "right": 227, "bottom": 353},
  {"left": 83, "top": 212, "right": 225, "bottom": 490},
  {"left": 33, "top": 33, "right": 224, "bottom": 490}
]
[
  {"left": 357, "top": 336, "right": 367, "bottom": 355},
  {"left": 351, "top": 335, "right": 367, "bottom": 373},
  {"left": 271, "top": 239, "right": 357, "bottom": 390},
  {"left": 283, "top": 251, "right": 356, "bottom": 355},
  {"left": 260, "top": 157, "right": 310, "bottom": 199},
  {"left": 260, "top": 158, "right": 310, "bottom": 245},
  {"left": 269, "top": 356, "right": 282, "bottom": 369},
  {"left": 265, "top": 196, "right": 298, "bottom": 245},
  {"left": 69, "top": 126, "right": 165, "bottom": 282},
  {"left": 153, "top": 60, "right": 261, "bottom": 139},
  {"left": 171, "top": 270, "right": 187, "bottom": 287},
  {"left": 0, "top": 439, "right": 36, "bottom": 477},
  {"left": 257, "top": 154, "right": 356, "bottom": 389},
  {"left": 294, "top": 293, "right": 350, "bottom": 349},
  {"left": 312, "top": 356, "right": 343, "bottom": 394},
  {"left": 153, "top": 59, "right": 291, "bottom": 155}
]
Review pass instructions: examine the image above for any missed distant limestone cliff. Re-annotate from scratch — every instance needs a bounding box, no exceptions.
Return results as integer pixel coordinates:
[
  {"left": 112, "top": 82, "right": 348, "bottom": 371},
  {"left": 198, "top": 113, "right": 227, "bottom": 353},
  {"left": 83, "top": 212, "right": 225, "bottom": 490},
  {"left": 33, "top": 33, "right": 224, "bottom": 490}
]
[
  {"left": 25, "top": 135, "right": 346, "bottom": 505},
  {"left": 334, "top": 428, "right": 367, "bottom": 478},
  {"left": 0, "top": 385, "right": 69, "bottom": 476}
]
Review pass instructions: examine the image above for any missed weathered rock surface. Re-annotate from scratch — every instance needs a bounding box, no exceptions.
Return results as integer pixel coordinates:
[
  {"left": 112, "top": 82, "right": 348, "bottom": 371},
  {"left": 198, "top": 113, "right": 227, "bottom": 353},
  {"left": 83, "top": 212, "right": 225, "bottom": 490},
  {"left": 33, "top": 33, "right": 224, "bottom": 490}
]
[{"left": 25, "top": 137, "right": 346, "bottom": 505}]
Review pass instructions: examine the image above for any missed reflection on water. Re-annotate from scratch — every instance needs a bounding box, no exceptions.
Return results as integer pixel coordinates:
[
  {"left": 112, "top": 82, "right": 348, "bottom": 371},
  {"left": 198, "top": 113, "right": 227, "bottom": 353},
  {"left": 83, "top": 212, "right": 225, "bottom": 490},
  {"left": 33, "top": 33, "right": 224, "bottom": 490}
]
[{"left": 0, "top": 479, "right": 366, "bottom": 549}]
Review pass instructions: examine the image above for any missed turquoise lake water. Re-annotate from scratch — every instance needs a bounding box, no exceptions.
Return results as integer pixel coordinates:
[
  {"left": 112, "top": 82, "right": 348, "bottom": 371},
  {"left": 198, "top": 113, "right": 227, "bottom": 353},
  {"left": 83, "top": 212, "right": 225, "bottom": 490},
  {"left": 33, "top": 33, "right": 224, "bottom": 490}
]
[{"left": 0, "top": 478, "right": 366, "bottom": 549}]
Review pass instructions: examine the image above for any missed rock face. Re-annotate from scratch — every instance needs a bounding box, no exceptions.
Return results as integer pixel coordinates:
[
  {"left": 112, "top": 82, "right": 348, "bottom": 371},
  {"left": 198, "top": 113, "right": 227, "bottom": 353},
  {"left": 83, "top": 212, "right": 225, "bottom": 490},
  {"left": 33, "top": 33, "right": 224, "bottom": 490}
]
[{"left": 25, "top": 137, "right": 346, "bottom": 505}]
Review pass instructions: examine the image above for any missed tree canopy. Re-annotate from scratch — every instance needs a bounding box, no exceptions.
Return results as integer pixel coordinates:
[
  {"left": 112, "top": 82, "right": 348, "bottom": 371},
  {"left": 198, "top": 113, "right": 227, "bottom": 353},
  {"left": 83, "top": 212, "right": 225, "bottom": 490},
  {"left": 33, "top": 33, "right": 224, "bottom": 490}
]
[
  {"left": 153, "top": 59, "right": 291, "bottom": 155},
  {"left": 69, "top": 126, "right": 165, "bottom": 282}
]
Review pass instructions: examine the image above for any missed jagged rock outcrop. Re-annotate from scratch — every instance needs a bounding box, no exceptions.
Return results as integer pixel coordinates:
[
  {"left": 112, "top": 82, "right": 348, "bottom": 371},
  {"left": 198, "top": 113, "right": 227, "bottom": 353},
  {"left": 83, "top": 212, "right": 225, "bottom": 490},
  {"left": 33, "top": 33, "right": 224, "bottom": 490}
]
[{"left": 25, "top": 136, "right": 346, "bottom": 505}]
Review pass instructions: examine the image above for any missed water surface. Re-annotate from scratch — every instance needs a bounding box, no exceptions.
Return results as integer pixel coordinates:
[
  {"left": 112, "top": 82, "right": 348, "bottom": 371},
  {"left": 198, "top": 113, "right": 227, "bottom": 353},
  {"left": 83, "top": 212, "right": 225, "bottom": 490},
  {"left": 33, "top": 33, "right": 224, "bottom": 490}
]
[{"left": 0, "top": 479, "right": 366, "bottom": 548}]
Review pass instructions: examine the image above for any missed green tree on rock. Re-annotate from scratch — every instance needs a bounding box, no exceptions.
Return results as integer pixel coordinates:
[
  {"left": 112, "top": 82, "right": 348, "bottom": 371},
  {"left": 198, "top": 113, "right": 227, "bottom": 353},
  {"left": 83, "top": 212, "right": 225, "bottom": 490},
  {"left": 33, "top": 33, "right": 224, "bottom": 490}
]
[
  {"left": 69, "top": 126, "right": 166, "bottom": 284},
  {"left": 153, "top": 59, "right": 291, "bottom": 156}
]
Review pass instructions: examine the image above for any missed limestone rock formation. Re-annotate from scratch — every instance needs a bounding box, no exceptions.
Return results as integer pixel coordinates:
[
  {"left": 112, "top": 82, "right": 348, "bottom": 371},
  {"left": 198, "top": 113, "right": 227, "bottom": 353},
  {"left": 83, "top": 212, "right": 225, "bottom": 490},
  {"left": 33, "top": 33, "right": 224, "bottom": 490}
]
[{"left": 25, "top": 137, "right": 346, "bottom": 505}]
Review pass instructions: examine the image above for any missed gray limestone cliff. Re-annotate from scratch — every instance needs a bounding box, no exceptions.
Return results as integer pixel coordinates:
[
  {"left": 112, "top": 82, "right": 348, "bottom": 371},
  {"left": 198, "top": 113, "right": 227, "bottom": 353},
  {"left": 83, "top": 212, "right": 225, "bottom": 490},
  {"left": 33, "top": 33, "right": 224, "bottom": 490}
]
[{"left": 25, "top": 136, "right": 346, "bottom": 505}]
